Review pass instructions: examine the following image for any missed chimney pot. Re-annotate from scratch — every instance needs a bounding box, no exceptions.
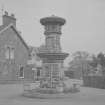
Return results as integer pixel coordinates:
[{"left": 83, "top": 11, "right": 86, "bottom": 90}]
[
  {"left": 5, "top": 11, "right": 8, "bottom": 16},
  {"left": 2, "top": 12, "right": 16, "bottom": 27},
  {"left": 11, "top": 14, "right": 15, "bottom": 18}
]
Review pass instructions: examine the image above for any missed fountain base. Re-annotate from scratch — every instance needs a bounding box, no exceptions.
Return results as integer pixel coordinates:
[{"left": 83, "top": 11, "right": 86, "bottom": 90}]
[{"left": 23, "top": 79, "right": 80, "bottom": 99}]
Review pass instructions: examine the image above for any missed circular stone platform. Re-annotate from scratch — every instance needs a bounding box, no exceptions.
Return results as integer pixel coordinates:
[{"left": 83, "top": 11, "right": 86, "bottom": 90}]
[
  {"left": 23, "top": 90, "right": 78, "bottom": 99},
  {"left": 23, "top": 86, "right": 80, "bottom": 99},
  {"left": 23, "top": 91, "right": 66, "bottom": 99}
]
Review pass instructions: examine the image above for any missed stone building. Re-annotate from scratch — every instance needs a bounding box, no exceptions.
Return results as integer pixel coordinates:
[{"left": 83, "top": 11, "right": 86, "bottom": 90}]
[
  {"left": 25, "top": 46, "right": 42, "bottom": 82},
  {"left": 0, "top": 11, "right": 29, "bottom": 83}
]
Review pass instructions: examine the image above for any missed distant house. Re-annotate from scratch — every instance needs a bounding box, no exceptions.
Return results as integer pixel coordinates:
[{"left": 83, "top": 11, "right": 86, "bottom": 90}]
[
  {"left": 0, "top": 11, "right": 30, "bottom": 83},
  {"left": 25, "top": 46, "right": 42, "bottom": 81}
]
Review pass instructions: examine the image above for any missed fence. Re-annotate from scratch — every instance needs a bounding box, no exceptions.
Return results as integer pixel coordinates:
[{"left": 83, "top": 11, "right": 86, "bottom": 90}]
[{"left": 83, "top": 75, "right": 105, "bottom": 89}]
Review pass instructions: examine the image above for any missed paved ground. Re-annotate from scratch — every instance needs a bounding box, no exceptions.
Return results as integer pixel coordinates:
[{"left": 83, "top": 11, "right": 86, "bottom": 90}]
[{"left": 0, "top": 84, "right": 105, "bottom": 105}]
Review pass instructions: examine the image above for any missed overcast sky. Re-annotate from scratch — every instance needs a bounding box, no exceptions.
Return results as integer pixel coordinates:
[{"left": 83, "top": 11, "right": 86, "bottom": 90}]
[{"left": 0, "top": 0, "right": 105, "bottom": 63}]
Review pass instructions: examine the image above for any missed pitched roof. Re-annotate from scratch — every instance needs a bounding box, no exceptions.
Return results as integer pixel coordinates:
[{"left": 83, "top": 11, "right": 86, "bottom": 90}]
[{"left": 0, "top": 24, "right": 29, "bottom": 50}]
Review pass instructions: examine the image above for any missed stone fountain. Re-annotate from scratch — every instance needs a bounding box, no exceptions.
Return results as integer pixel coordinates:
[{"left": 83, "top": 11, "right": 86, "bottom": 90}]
[
  {"left": 37, "top": 15, "right": 69, "bottom": 89},
  {"left": 23, "top": 16, "right": 78, "bottom": 98}
]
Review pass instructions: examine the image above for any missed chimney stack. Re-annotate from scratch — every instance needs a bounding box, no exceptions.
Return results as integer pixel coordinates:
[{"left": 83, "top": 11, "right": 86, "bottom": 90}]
[{"left": 2, "top": 11, "right": 16, "bottom": 27}]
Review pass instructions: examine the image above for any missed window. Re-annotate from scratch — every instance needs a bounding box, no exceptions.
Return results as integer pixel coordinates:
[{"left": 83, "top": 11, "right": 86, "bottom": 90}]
[
  {"left": 5, "top": 46, "right": 15, "bottom": 60},
  {"left": 10, "top": 48, "right": 14, "bottom": 59},
  {"left": 32, "top": 67, "right": 41, "bottom": 81},
  {"left": 19, "top": 65, "right": 24, "bottom": 78},
  {"left": 45, "top": 65, "right": 50, "bottom": 77},
  {"left": 37, "top": 69, "right": 40, "bottom": 77},
  {"left": 36, "top": 69, "right": 40, "bottom": 81},
  {"left": 5, "top": 46, "right": 10, "bottom": 59}
]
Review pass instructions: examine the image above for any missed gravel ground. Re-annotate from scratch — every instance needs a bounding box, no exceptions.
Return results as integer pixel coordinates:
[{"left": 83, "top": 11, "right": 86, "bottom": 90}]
[{"left": 0, "top": 83, "right": 105, "bottom": 105}]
